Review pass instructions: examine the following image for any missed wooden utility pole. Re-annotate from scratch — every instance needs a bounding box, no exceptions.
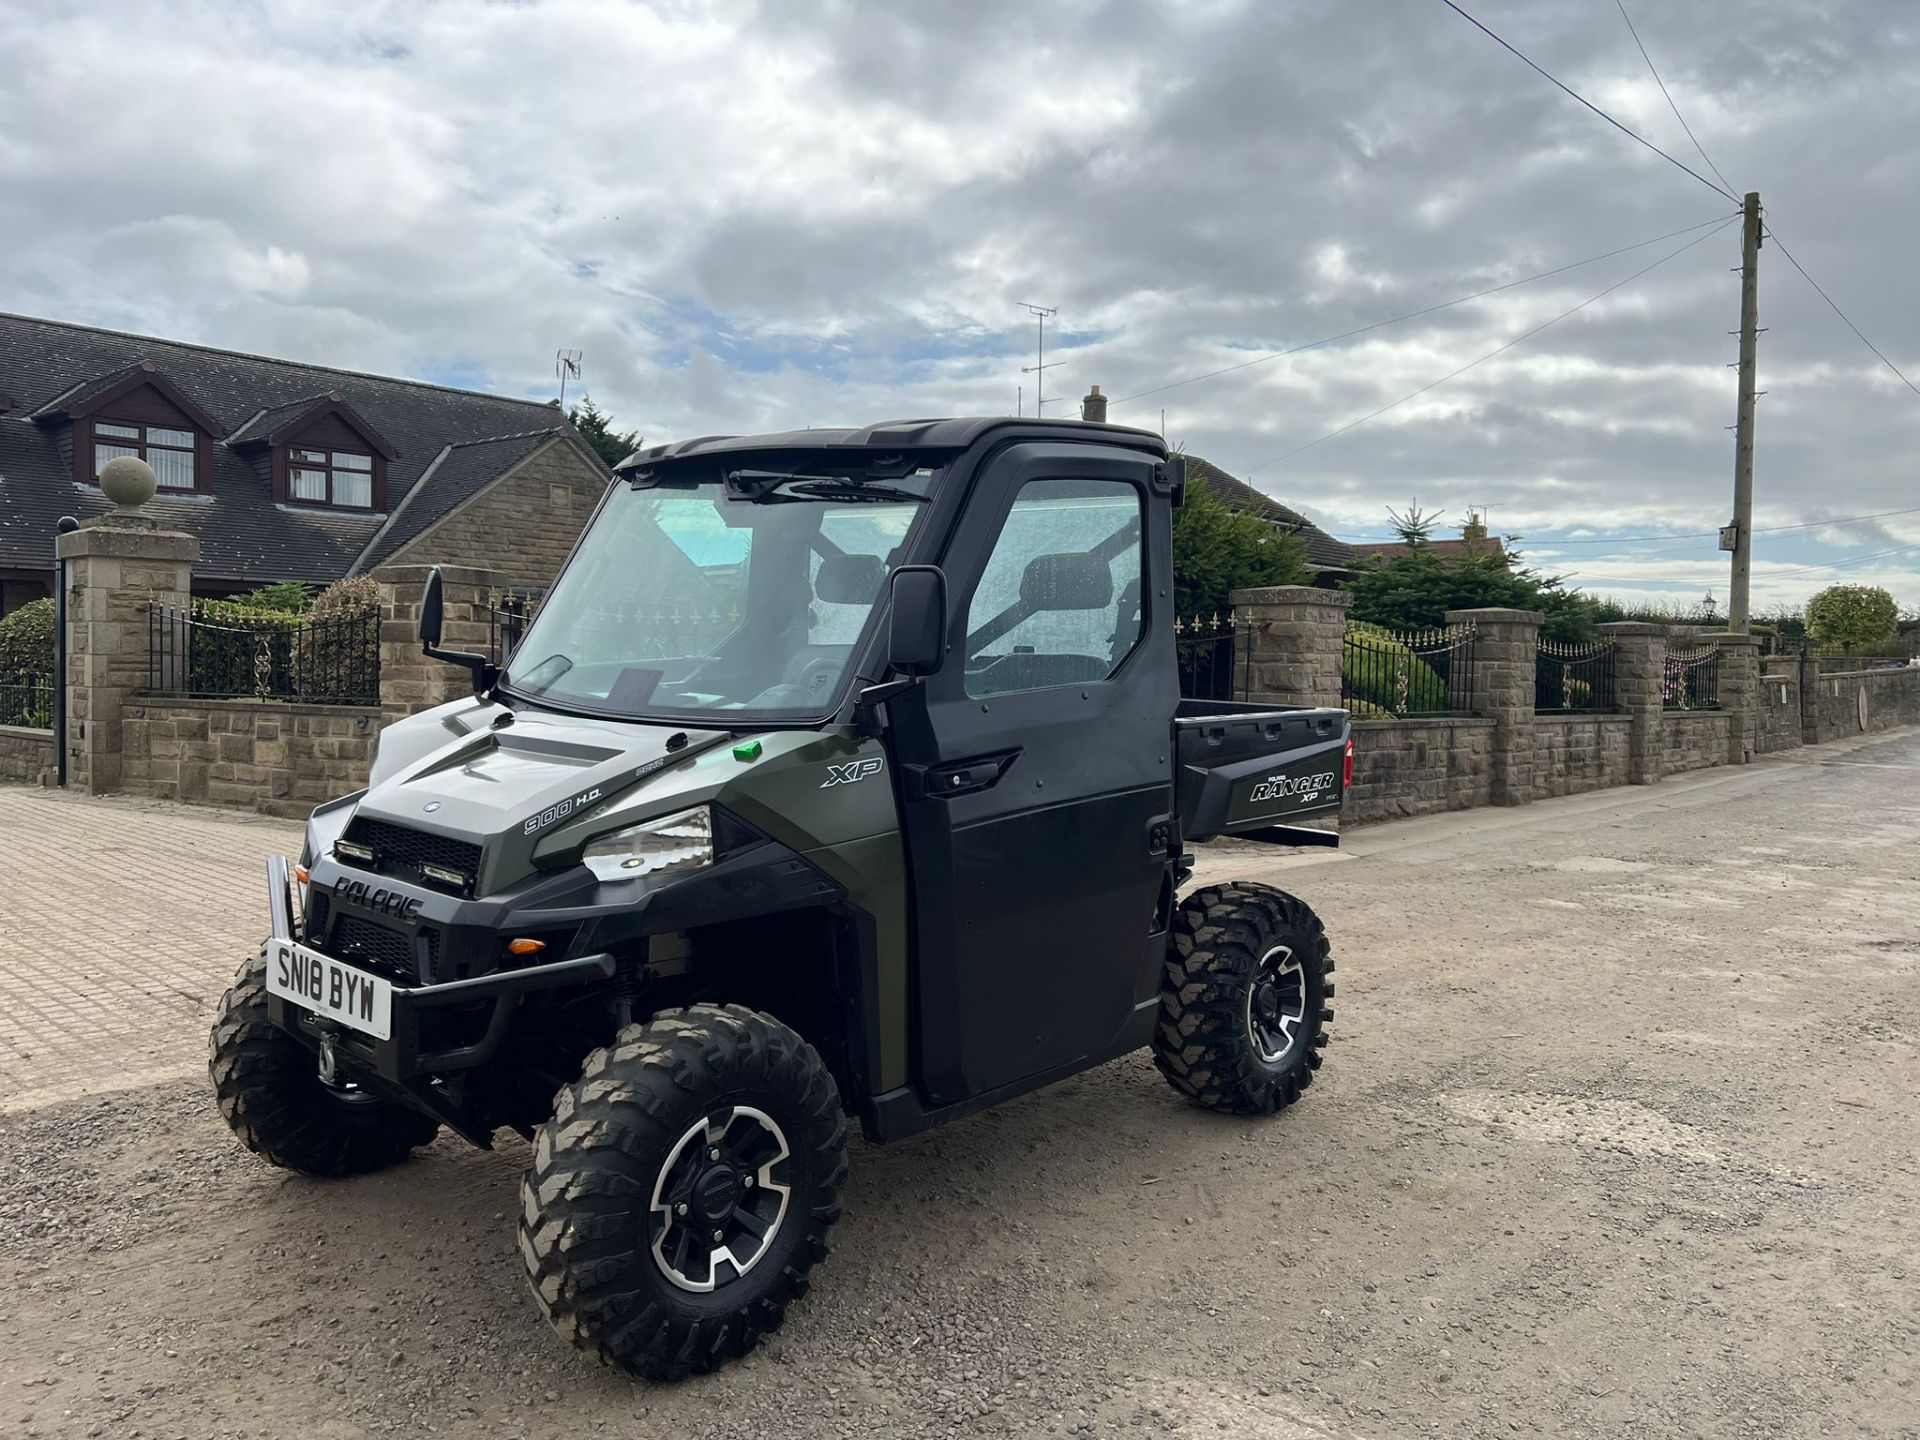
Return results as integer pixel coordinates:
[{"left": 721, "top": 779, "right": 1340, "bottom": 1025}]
[{"left": 1728, "top": 191, "right": 1762, "bottom": 632}]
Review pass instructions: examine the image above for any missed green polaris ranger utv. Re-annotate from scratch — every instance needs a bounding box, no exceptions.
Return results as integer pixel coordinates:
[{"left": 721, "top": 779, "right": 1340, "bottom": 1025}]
[{"left": 210, "top": 416, "right": 1351, "bottom": 1380}]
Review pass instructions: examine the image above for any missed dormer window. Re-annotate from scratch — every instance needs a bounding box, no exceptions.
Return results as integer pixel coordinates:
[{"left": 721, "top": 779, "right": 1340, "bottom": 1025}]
[
  {"left": 33, "top": 362, "right": 219, "bottom": 494},
  {"left": 230, "top": 390, "right": 394, "bottom": 512},
  {"left": 94, "top": 420, "right": 198, "bottom": 490},
  {"left": 289, "top": 448, "right": 375, "bottom": 509}
]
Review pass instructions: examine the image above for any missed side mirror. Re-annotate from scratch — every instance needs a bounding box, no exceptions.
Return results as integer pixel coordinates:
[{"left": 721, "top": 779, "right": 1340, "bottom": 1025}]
[
  {"left": 419, "top": 566, "right": 445, "bottom": 649},
  {"left": 887, "top": 565, "right": 948, "bottom": 676},
  {"left": 417, "top": 566, "right": 497, "bottom": 695}
]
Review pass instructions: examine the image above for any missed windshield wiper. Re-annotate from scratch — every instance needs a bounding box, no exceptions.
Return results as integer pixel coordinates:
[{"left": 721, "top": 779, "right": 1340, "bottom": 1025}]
[
  {"left": 771, "top": 480, "right": 928, "bottom": 504},
  {"left": 726, "top": 469, "right": 929, "bottom": 505}
]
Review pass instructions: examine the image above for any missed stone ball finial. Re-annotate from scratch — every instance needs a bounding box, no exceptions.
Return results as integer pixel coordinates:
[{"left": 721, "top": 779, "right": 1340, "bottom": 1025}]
[{"left": 99, "top": 455, "right": 158, "bottom": 511}]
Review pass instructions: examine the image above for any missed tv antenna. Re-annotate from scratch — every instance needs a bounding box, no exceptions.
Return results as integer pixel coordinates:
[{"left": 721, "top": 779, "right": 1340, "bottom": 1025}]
[
  {"left": 1018, "top": 304, "right": 1062, "bottom": 415},
  {"left": 556, "top": 349, "right": 583, "bottom": 409}
]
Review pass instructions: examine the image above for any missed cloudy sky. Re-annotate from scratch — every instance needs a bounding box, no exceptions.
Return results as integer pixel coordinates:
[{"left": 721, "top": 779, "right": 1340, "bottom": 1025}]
[{"left": 4, "top": 0, "right": 1916, "bottom": 613}]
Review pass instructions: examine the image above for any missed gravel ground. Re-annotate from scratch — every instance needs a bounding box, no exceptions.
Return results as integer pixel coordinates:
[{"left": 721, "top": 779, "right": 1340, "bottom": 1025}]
[{"left": 2, "top": 730, "right": 1917, "bottom": 1440}]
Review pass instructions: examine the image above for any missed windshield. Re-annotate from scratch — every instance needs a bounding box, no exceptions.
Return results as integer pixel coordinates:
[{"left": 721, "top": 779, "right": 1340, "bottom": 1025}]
[{"left": 502, "top": 468, "right": 933, "bottom": 721}]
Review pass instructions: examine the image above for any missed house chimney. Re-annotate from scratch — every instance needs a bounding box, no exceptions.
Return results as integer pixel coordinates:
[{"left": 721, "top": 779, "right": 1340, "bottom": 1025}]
[
  {"left": 1080, "top": 384, "right": 1107, "bottom": 423},
  {"left": 1461, "top": 510, "right": 1489, "bottom": 553}
]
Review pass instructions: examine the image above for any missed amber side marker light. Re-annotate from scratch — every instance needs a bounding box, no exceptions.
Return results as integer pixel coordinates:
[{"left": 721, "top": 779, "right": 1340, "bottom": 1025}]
[
  {"left": 507, "top": 938, "right": 547, "bottom": 957},
  {"left": 292, "top": 864, "right": 310, "bottom": 884}
]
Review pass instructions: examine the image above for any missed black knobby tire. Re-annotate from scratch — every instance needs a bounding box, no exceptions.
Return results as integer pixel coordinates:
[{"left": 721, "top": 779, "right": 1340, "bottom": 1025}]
[
  {"left": 209, "top": 954, "right": 440, "bottom": 1176},
  {"left": 1153, "top": 882, "right": 1335, "bottom": 1115},
  {"left": 518, "top": 1003, "right": 849, "bottom": 1381}
]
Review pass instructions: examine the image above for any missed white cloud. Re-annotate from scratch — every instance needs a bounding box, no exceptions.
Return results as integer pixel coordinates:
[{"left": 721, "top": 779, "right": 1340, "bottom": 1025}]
[{"left": 1, "top": 0, "right": 1916, "bottom": 609}]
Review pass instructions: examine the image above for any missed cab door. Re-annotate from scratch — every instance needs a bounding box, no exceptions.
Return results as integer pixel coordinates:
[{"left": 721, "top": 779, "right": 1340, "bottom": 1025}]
[{"left": 889, "top": 442, "right": 1178, "bottom": 1106}]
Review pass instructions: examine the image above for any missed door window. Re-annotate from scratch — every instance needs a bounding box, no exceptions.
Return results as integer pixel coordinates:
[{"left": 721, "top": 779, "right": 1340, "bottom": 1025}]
[{"left": 963, "top": 479, "right": 1145, "bottom": 697}]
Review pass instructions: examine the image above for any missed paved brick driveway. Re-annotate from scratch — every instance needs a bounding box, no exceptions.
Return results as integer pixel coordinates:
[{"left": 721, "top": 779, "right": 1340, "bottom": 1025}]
[{"left": 0, "top": 786, "right": 300, "bottom": 1112}]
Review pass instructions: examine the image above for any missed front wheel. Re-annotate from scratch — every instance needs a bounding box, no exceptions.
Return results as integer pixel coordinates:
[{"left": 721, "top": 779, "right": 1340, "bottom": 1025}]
[
  {"left": 1153, "top": 882, "right": 1334, "bottom": 1115},
  {"left": 209, "top": 954, "right": 440, "bottom": 1175},
  {"left": 518, "top": 1003, "right": 849, "bottom": 1381}
]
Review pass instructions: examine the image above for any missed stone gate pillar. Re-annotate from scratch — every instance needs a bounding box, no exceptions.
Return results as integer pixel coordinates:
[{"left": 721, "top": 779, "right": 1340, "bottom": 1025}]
[
  {"left": 372, "top": 564, "right": 500, "bottom": 715},
  {"left": 1700, "top": 631, "right": 1763, "bottom": 766},
  {"left": 1230, "top": 585, "right": 1351, "bottom": 707},
  {"left": 58, "top": 517, "right": 198, "bottom": 794},
  {"left": 1600, "top": 622, "right": 1666, "bottom": 785},
  {"left": 1447, "top": 607, "right": 1543, "bottom": 807}
]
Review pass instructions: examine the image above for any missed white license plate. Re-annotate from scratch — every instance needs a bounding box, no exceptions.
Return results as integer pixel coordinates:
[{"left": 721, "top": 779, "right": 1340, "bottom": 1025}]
[{"left": 266, "top": 939, "right": 395, "bottom": 1040}]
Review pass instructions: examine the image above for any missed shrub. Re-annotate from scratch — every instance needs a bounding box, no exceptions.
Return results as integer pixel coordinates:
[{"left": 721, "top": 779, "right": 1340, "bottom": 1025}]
[
  {"left": 1172, "top": 472, "right": 1310, "bottom": 617},
  {"left": 229, "top": 581, "right": 313, "bottom": 614},
  {"left": 1341, "top": 622, "right": 1450, "bottom": 716},
  {"left": 297, "top": 575, "right": 382, "bottom": 703},
  {"left": 309, "top": 574, "right": 380, "bottom": 621},
  {"left": 1807, "top": 584, "right": 1899, "bottom": 651},
  {"left": 0, "top": 597, "right": 55, "bottom": 677}
]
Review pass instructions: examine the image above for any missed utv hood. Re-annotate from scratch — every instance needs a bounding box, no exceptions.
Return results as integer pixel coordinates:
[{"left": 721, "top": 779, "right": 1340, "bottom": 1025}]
[{"left": 349, "top": 703, "right": 733, "bottom": 895}]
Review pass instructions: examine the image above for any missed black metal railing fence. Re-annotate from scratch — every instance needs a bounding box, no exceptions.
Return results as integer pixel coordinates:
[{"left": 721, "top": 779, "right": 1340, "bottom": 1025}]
[
  {"left": 147, "top": 604, "right": 381, "bottom": 705},
  {"left": 487, "top": 591, "right": 537, "bottom": 668},
  {"left": 1175, "top": 611, "right": 1247, "bottom": 701},
  {"left": 1341, "top": 622, "right": 1477, "bottom": 717},
  {"left": 1663, "top": 643, "right": 1722, "bottom": 710},
  {"left": 1535, "top": 639, "right": 1619, "bottom": 713},
  {"left": 0, "top": 671, "right": 55, "bottom": 728}
]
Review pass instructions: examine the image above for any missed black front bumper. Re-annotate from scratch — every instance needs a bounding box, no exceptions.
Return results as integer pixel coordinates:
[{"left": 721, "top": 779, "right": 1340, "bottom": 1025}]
[
  {"left": 264, "top": 853, "right": 623, "bottom": 1088},
  {"left": 266, "top": 948, "right": 618, "bottom": 1084},
  {"left": 262, "top": 832, "right": 844, "bottom": 1084}
]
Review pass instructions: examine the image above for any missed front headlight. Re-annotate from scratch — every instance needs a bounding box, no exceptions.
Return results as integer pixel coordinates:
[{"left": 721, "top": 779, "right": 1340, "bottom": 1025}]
[{"left": 582, "top": 806, "right": 713, "bottom": 882}]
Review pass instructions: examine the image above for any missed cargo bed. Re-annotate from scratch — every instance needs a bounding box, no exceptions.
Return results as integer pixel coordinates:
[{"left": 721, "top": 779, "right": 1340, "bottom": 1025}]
[{"left": 1173, "top": 699, "right": 1351, "bottom": 845}]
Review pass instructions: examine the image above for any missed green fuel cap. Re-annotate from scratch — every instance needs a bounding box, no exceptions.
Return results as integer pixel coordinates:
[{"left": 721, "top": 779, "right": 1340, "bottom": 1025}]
[{"left": 732, "top": 739, "right": 763, "bottom": 762}]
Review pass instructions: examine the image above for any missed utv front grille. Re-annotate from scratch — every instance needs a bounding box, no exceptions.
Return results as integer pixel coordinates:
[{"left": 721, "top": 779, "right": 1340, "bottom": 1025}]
[
  {"left": 331, "top": 916, "right": 415, "bottom": 980},
  {"left": 323, "top": 914, "right": 442, "bottom": 986},
  {"left": 339, "top": 818, "right": 482, "bottom": 893}
]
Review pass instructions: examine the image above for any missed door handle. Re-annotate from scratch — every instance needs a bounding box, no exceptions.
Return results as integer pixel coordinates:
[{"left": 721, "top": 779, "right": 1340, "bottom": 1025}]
[{"left": 921, "top": 751, "right": 1019, "bottom": 798}]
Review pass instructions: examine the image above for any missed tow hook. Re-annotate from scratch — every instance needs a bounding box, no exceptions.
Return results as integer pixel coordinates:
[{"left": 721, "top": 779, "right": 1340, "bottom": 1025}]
[{"left": 317, "top": 1031, "right": 342, "bottom": 1088}]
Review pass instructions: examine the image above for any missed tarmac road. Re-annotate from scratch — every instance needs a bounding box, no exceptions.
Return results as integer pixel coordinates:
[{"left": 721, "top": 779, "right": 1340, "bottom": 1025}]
[{"left": 1, "top": 729, "right": 1917, "bottom": 1439}]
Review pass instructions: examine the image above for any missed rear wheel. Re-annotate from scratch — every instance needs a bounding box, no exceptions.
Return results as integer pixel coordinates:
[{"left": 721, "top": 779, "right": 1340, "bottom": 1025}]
[
  {"left": 209, "top": 953, "right": 440, "bottom": 1176},
  {"left": 518, "top": 1003, "right": 848, "bottom": 1381},
  {"left": 1153, "top": 882, "right": 1334, "bottom": 1114}
]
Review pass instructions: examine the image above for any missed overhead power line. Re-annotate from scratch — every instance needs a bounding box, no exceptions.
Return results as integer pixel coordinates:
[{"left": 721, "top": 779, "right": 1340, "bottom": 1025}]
[
  {"left": 1240, "top": 217, "right": 1736, "bottom": 475},
  {"left": 1437, "top": 0, "right": 1737, "bottom": 202},
  {"left": 1765, "top": 228, "right": 1920, "bottom": 402},
  {"left": 1613, "top": 0, "right": 1739, "bottom": 199},
  {"left": 1111, "top": 214, "right": 1734, "bottom": 407},
  {"left": 1559, "top": 539, "right": 1920, "bottom": 588},
  {"left": 1767, "top": 541, "right": 1920, "bottom": 579}
]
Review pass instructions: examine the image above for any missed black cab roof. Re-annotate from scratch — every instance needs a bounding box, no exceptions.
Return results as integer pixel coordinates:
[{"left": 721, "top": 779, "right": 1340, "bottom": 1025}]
[{"left": 612, "top": 416, "right": 1168, "bottom": 472}]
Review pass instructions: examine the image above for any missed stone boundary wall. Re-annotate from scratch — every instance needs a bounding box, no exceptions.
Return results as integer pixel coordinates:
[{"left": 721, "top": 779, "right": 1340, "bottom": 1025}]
[
  {"left": 1661, "top": 711, "right": 1732, "bottom": 777},
  {"left": 1346, "top": 717, "right": 1494, "bottom": 824},
  {"left": 0, "top": 725, "right": 55, "bottom": 785},
  {"left": 1801, "top": 665, "right": 1920, "bottom": 744},
  {"left": 1754, "top": 661, "right": 1803, "bottom": 755},
  {"left": 1531, "top": 713, "right": 1631, "bottom": 800},
  {"left": 1232, "top": 585, "right": 1920, "bottom": 827},
  {"left": 121, "top": 698, "right": 383, "bottom": 818}
]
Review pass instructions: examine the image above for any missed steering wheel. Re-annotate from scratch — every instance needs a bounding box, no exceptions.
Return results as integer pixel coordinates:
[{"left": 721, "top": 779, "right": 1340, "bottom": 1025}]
[
  {"left": 745, "top": 654, "right": 846, "bottom": 710},
  {"left": 783, "top": 652, "right": 841, "bottom": 697}
]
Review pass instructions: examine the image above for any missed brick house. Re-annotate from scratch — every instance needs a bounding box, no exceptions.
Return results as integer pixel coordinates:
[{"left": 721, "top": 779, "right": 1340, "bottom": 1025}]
[
  {"left": 0, "top": 312, "right": 612, "bottom": 614},
  {"left": 1350, "top": 526, "right": 1508, "bottom": 567}
]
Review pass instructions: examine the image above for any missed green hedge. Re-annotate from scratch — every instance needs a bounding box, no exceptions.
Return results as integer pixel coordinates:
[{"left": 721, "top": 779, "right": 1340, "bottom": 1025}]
[
  {"left": 0, "top": 598, "right": 55, "bottom": 678},
  {"left": 1342, "top": 623, "right": 1450, "bottom": 716}
]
